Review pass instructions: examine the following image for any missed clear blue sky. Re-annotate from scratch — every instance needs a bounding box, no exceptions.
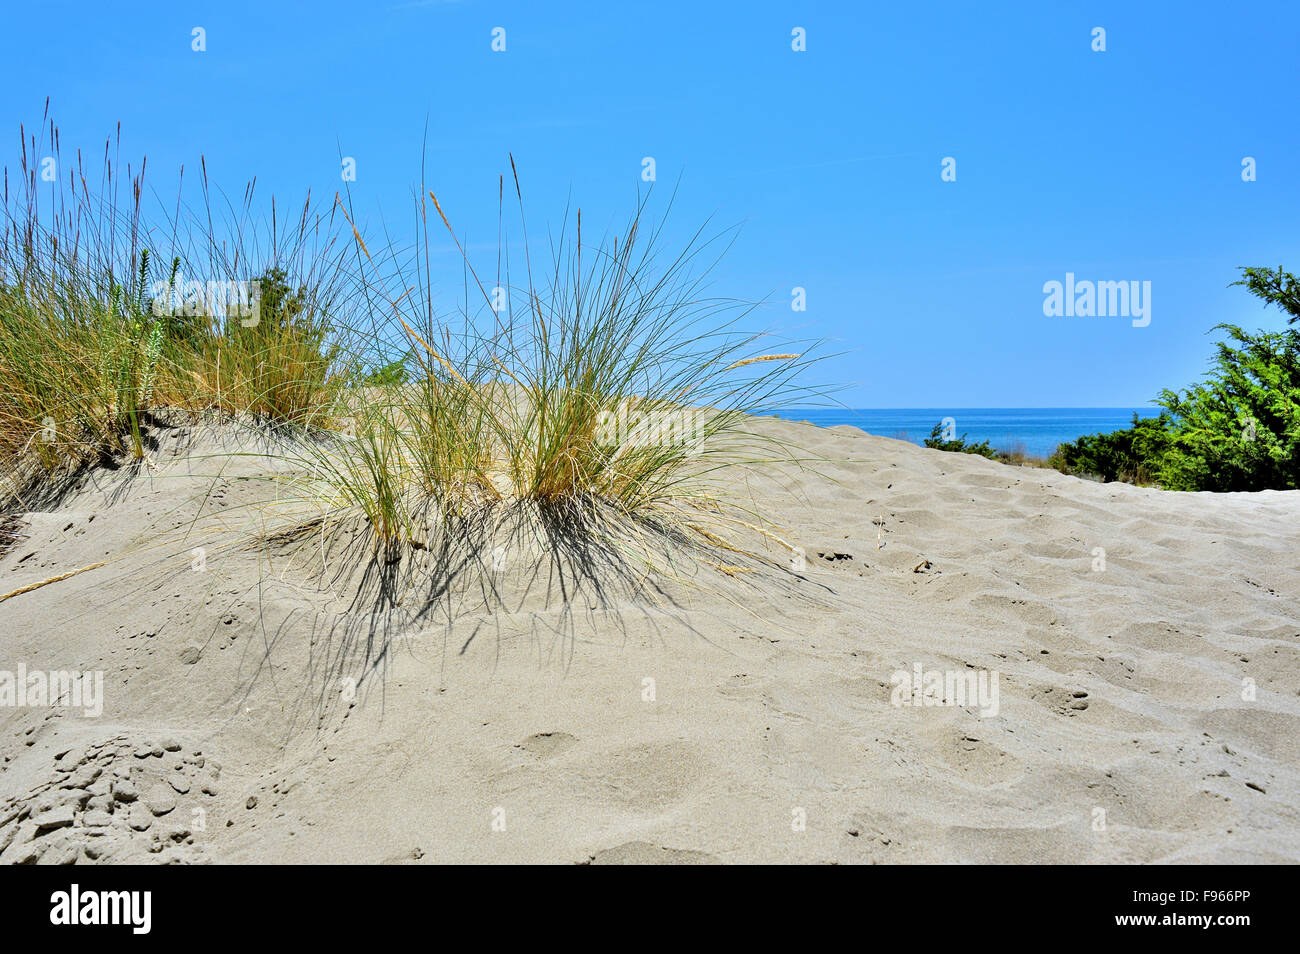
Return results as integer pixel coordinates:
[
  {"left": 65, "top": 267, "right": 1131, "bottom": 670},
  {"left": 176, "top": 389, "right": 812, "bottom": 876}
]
[{"left": 3, "top": 0, "right": 1297, "bottom": 407}]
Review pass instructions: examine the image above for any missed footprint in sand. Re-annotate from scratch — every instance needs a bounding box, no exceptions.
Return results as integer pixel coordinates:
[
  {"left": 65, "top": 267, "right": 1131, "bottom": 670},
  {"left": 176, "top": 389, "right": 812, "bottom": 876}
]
[
  {"left": 1031, "top": 685, "right": 1091, "bottom": 717},
  {"left": 516, "top": 731, "right": 578, "bottom": 759},
  {"left": 572, "top": 741, "right": 704, "bottom": 810},
  {"left": 927, "top": 729, "right": 1024, "bottom": 787}
]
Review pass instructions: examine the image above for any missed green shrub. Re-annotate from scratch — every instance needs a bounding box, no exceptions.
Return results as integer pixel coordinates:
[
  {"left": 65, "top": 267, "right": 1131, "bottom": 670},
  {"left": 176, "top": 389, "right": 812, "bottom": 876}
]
[
  {"left": 924, "top": 422, "right": 998, "bottom": 459},
  {"left": 1154, "top": 323, "right": 1300, "bottom": 490},
  {"left": 1234, "top": 266, "right": 1300, "bottom": 323},
  {"left": 1047, "top": 266, "right": 1300, "bottom": 490},
  {"left": 1048, "top": 414, "right": 1173, "bottom": 484}
]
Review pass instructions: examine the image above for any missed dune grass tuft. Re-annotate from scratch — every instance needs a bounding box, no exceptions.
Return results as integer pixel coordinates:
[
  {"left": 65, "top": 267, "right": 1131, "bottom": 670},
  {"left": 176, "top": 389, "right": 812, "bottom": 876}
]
[
  {"left": 273, "top": 160, "right": 824, "bottom": 574},
  {"left": 1, "top": 108, "right": 355, "bottom": 503}
]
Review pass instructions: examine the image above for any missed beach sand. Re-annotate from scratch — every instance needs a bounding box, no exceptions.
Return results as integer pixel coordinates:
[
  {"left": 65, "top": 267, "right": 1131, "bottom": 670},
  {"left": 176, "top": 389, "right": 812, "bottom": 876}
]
[{"left": 2, "top": 415, "right": 1298, "bottom": 864}]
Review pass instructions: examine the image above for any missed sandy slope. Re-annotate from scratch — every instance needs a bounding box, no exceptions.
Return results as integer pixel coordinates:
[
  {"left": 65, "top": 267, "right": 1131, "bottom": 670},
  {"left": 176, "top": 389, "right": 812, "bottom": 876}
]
[{"left": 1, "top": 415, "right": 1298, "bottom": 864}]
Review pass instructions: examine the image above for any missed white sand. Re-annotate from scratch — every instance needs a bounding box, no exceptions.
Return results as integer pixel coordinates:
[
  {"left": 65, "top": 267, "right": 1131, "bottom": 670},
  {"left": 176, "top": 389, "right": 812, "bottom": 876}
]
[{"left": 2, "top": 415, "right": 1298, "bottom": 864}]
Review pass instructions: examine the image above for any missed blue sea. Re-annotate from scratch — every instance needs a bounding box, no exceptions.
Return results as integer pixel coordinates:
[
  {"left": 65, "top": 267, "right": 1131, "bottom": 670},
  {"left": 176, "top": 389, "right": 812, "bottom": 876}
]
[{"left": 765, "top": 408, "right": 1158, "bottom": 458}]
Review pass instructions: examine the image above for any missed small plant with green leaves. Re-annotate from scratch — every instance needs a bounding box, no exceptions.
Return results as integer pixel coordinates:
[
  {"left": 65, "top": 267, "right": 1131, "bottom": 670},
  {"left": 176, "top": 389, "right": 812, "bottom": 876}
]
[{"left": 98, "top": 248, "right": 166, "bottom": 459}]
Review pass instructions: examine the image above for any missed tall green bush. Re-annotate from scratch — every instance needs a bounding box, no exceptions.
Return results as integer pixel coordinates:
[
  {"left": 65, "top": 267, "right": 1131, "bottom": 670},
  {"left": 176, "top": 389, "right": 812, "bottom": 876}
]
[{"left": 1050, "top": 266, "right": 1300, "bottom": 490}]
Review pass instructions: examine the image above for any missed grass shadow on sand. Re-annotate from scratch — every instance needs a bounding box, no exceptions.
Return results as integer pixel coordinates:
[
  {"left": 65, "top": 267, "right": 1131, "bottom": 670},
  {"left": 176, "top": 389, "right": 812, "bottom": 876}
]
[{"left": 238, "top": 495, "right": 837, "bottom": 734}]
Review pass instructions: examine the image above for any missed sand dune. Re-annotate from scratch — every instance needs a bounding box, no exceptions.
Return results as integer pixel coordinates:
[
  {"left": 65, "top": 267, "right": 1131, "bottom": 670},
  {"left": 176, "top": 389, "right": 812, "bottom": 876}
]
[{"left": 2, "top": 415, "right": 1298, "bottom": 864}]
